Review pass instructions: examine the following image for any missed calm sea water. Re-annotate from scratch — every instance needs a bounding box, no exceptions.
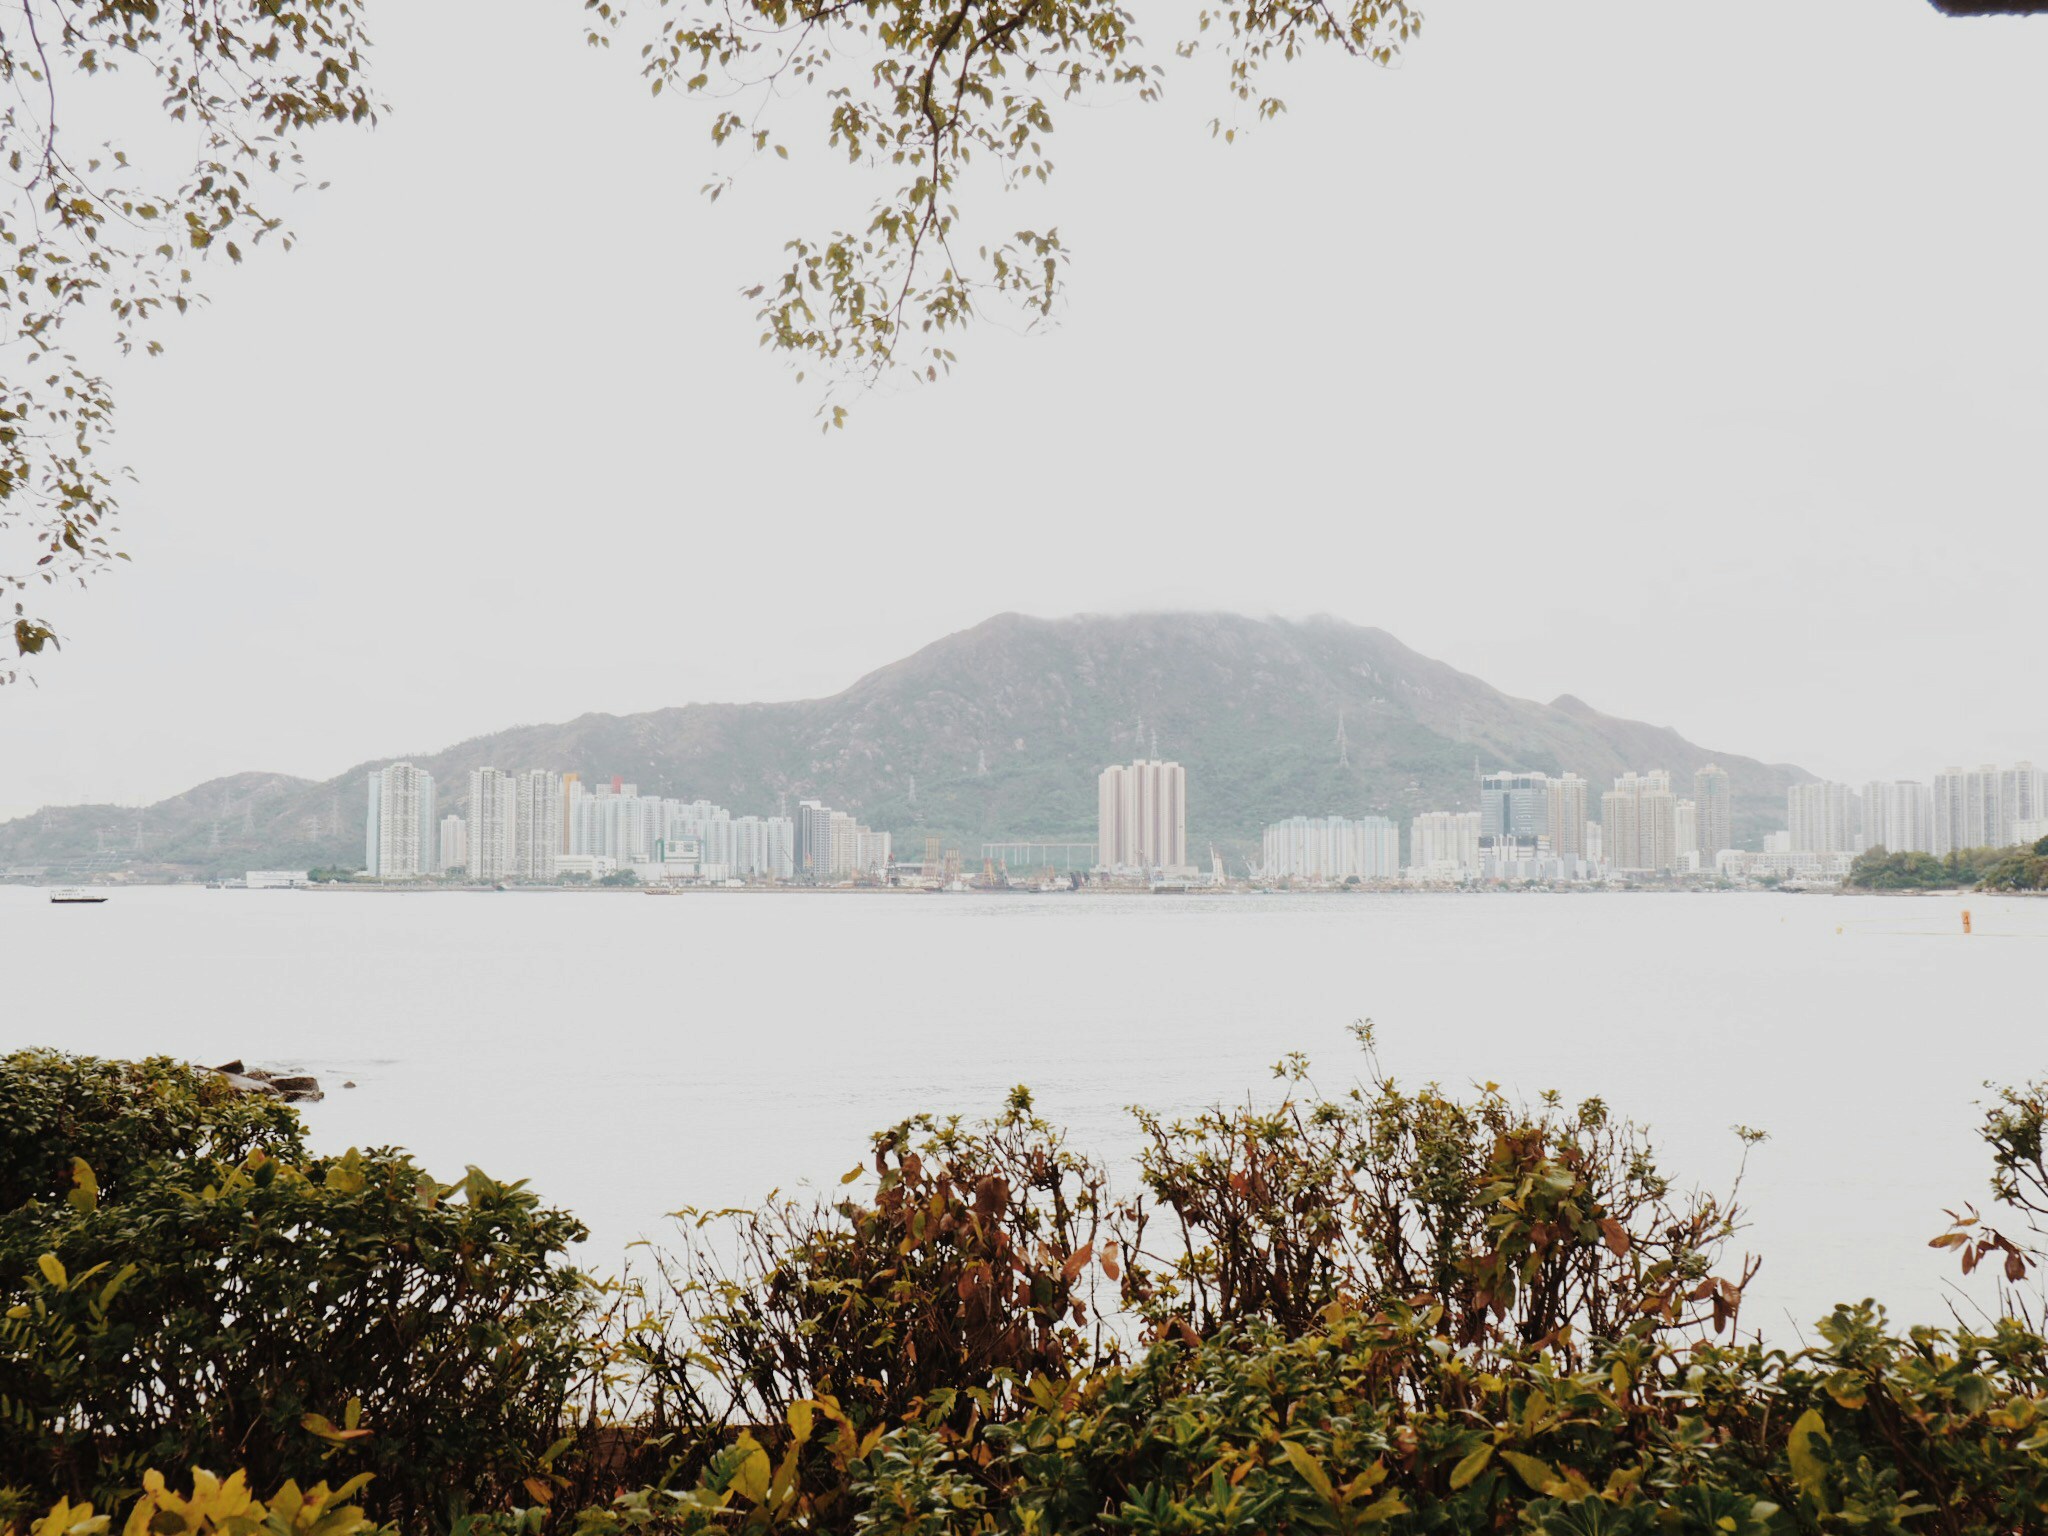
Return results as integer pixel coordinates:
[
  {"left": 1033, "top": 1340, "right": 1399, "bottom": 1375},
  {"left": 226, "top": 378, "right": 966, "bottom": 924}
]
[{"left": 6, "top": 884, "right": 2044, "bottom": 1337}]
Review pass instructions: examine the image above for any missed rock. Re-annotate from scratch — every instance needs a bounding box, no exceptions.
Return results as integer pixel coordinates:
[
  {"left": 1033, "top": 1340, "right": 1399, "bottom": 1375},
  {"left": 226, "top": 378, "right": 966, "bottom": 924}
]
[
  {"left": 342, "top": 1080, "right": 358, "bottom": 1089},
  {"left": 211, "top": 1065, "right": 322, "bottom": 1102},
  {"left": 216, "top": 1071, "right": 282, "bottom": 1098}
]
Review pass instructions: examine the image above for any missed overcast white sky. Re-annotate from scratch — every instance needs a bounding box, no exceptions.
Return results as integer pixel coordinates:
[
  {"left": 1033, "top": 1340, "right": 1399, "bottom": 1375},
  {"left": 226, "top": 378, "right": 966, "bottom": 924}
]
[{"left": 3, "top": 0, "right": 2044, "bottom": 819}]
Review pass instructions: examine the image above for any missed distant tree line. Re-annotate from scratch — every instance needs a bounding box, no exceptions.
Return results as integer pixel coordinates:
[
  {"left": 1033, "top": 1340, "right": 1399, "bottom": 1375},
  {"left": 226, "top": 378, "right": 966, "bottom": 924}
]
[{"left": 1849, "top": 838, "right": 2048, "bottom": 891}]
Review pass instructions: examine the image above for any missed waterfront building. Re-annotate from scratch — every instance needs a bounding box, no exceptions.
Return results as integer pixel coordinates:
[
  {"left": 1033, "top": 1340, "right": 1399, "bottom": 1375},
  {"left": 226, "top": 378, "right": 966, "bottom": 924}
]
[
  {"left": 1861, "top": 780, "right": 1933, "bottom": 854},
  {"left": 569, "top": 779, "right": 663, "bottom": 866},
  {"left": 1261, "top": 815, "right": 1400, "bottom": 882},
  {"left": 983, "top": 842, "right": 1099, "bottom": 878},
  {"left": 437, "top": 814, "right": 467, "bottom": 875},
  {"left": 1787, "top": 781, "right": 1858, "bottom": 855},
  {"left": 468, "top": 767, "right": 517, "bottom": 883},
  {"left": 1675, "top": 799, "right": 1698, "bottom": 862},
  {"left": 1408, "top": 810, "right": 1480, "bottom": 876},
  {"left": 731, "top": 815, "right": 795, "bottom": 880},
  {"left": 1932, "top": 765, "right": 2005, "bottom": 855},
  {"left": 514, "top": 770, "right": 562, "bottom": 882},
  {"left": 1480, "top": 771, "right": 1549, "bottom": 857},
  {"left": 1584, "top": 820, "right": 1602, "bottom": 865},
  {"left": 1544, "top": 774, "right": 1589, "bottom": 862},
  {"left": 558, "top": 773, "right": 580, "bottom": 854},
  {"left": 1717, "top": 849, "right": 1855, "bottom": 884},
  {"left": 1694, "top": 765, "right": 1731, "bottom": 862},
  {"left": 795, "top": 800, "right": 834, "bottom": 879},
  {"left": 2000, "top": 762, "right": 2043, "bottom": 846},
  {"left": 245, "top": 870, "right": 309, "bottom": 889},
  {"left": 364, "top": 762, "right": 436, "bottom": 880},
  {"left": 1602, "top": 771, "right": 1676, "bottom": 873},
  {"left": 1096, "top": 759, "right": 1188, "bottom": 874}
]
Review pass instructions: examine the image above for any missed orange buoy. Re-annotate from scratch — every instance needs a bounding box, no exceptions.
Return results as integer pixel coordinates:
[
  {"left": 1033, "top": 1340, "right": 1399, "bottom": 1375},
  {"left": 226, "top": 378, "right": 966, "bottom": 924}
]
[{"left": 1962, "top": 909, "right": 1973, "bottom": 935}]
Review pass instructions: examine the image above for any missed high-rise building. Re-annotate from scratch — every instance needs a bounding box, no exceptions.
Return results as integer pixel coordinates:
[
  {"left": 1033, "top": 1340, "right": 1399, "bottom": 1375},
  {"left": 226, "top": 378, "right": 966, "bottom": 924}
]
[
  {"left": 558, "top": 772, "right": 580, "bottom": 855},
  {"left": 1097, "top": 759, "right": 1188, "bottom": 873},
  {"left": 795, "top": 799, "right": 834, "bottom": 879},
  {"left": 1480, "top": 771, "right": 1549, "bottom": 855},
  {"left": 1693, "top": 764, "right": 1731, "bottom": 862},
  {"left": 513, "top": 770, "right": 561, "bottom": 882},
  {"left": 1932, "top": 765, "right": 2005, "bottom": 855},
  {"left": 1787, "top": 781, "right": 1858, "bottom": 854},
  {"left": 437, "top": 813, "right": 468, "bottom": 876},
  {"left": 1262, "top": 816, "right": 1400, "bottom": 882},
  {"left": 1861, "top": 780, "right": 1933, "bottom": 854},
  {"left": 468, "top": 767, "right": 517, "bottom": 883},
  {"left": 1544, "top": 775, "right": 1589, "bottom": 862},
  {"left": 1675, "top": 799, "right": 1698, "bottom": 862},
  {"left": 1407, "top": 811, "right": 1480, "bottom": 876},
  {"left": 364, "top": 762, "right": 435, "bottom": 879},
  {"left": 1540, "top": 782, "right": 1589, "bottom": 868},
  {"left": 1602, "top": 771, "right": 1676, "bottom": 873},
  {"left": 729, "top": 815, "right": 794, "bottom": 880},
  {"left": 2000, "top": 762, "right": 2042, "bottom": 847}
]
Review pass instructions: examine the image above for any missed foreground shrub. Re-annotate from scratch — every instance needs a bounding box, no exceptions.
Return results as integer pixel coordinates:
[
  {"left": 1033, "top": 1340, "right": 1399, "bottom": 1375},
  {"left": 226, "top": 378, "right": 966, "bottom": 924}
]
[
  {"left": 2, "top": 1468, "right": 382, "bottom": 1536},
  {"left": 0, "top": 1055, "right": 589, "bottom": 1528},
  {"left": 8, "top": 1046, "right": 2048, "bottom": 1535},
  {"left": 1124, "top": 1035, "right": 1758, "bottom": 1359}
]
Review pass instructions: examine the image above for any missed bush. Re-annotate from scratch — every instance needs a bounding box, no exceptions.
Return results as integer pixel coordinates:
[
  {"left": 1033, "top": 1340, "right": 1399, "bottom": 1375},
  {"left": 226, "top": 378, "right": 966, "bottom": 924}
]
[
  {"left": 0, "top": 1051, "right": 302, "bottom": 1213},
  {"left": 0, "top": 1054, "right": 589, "bottom": 1529},
  {"left": 9, "top": 1047, "right": 2048, "bottom": 1535}
]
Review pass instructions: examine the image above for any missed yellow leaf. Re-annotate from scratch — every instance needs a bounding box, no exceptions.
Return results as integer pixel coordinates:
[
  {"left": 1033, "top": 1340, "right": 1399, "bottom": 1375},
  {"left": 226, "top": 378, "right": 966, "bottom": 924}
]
[
  {"left": 1500, "top": 1450, "right": 1563, "bottom": 1494},
  {"left": 1279, "top": 1441, "right": 1337, "bottom": 1504},
  {"left": 1787, "top": 1408, "right": 1830, "bottom": 1504},
  {"left": 730, "top": 1434, "right": 771, "bottom": 1504},
  {"left": 67, "top": 1158, "right": 98, "bottom": 1213},
  {"left": 37, "top": 1253, "right": 66, "bottom": 1288},
  {"left": 1358, "top": 1493, "right": 1409, "bottom": 1522},
  {"left": 1449, "top": 1444, "right": 1494, "bottom": 1489}
]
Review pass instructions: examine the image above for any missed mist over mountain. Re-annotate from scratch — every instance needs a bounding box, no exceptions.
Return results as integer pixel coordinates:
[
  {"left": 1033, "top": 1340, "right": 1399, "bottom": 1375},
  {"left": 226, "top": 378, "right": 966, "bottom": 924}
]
[{"left": 0, "top": 614, "right": 1804, "bottom": 874}]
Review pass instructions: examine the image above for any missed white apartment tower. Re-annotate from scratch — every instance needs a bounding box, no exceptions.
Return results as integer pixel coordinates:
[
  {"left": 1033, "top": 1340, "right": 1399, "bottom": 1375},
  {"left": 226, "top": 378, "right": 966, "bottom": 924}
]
[
  {"left": 1408, "top": 810, "right": 1481, "bottom": 875},
  {"left": 514, "top": 770, "right": 562, "bottom": 882},
  {"left": 1097, "top": 759, "right": 1188, "bottom": 874},
  {"left": 1694, "top": 765, "right": 1732, "bottom": 863},
  {"left": 364, "top": 762, "right": 436, "bottom": 879},
  {"left": 1602, "top": 771, "right": 1676, "bottom": 873},
  {"left": 1261, "top": 816, "right": 1400, "bottom": 882},
  {"left": 1545, "top": 775, "right": 1589, "bottom": 862},
  {"left": 1861, "top": 780, "right": 1933, "bottom": 855},
  {"left": 437, "top": 813, "right": 468, "bottom": 876},
  {"left": 469, "top": 767, "right": 517, "bottom": 883},
  {"left": 1787, "top": 781, "right": 1859, "bottom": 855},
  {"left": 1675, "top": 799, "right": 1699, "bottom": 862}
]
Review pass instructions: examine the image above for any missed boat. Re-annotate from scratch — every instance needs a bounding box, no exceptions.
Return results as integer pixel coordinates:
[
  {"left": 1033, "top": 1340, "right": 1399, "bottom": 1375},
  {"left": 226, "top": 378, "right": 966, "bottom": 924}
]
[{"left": 49, "top": 888, "right": 108, "bottom": 904}]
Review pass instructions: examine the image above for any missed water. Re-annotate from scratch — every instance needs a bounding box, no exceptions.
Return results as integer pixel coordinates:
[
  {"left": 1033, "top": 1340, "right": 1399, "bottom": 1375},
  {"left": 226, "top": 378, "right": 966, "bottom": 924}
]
[{"left": 5, "top": 884, "right": 2043, "bottom": 1337}]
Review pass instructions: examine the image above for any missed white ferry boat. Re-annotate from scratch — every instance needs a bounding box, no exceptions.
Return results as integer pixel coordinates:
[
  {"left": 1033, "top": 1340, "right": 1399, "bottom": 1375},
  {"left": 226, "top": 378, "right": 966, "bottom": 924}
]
[{"left": 48, "top": 888, "right": 108, "bottom": 904}]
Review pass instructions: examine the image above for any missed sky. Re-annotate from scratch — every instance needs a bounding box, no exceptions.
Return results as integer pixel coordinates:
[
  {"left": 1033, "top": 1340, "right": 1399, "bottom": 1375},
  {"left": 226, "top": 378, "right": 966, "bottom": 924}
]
[{"left": 4, "top": 0, "right": 2045, "bottom": 820}]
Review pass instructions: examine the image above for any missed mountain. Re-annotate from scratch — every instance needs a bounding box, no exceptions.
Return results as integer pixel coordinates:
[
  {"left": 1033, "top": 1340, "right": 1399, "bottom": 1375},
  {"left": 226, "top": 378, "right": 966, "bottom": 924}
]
[{"left": 0, "top": 613, "right": 1805, "bottom": 874}]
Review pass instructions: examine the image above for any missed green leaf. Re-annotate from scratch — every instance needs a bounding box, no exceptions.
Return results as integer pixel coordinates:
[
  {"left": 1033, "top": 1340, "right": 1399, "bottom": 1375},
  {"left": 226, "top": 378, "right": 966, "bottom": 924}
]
[{"left": 36, "top": 1253, "right": 66, "bottom": 1289}]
